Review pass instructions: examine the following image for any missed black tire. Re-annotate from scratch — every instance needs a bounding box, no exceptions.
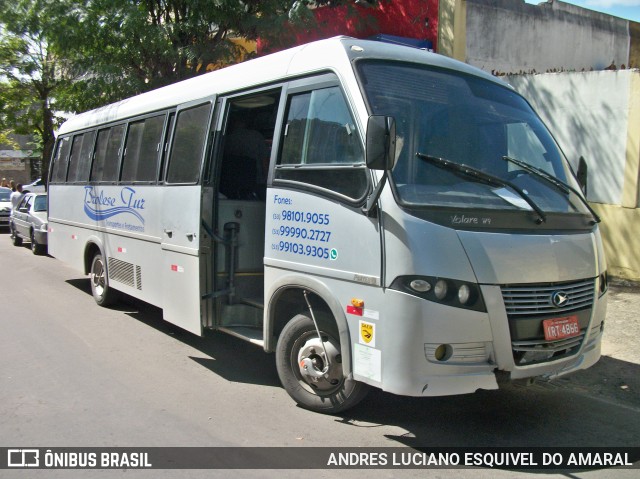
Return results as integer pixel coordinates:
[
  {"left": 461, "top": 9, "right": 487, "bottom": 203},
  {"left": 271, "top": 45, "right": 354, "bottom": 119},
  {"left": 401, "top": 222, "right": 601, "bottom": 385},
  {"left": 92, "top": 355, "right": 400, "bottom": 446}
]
[
  {"left": 90, "top": 252, "right": 118, "bottom": 307},
  {"left": 30, "top": 230, "right": 45, "bottom": 255},
  {"left": 276, "top": 313, "right": 369, "bottom": 414},
  {"left": 10, "top": 224, "right": 22, "bottom": 247}
]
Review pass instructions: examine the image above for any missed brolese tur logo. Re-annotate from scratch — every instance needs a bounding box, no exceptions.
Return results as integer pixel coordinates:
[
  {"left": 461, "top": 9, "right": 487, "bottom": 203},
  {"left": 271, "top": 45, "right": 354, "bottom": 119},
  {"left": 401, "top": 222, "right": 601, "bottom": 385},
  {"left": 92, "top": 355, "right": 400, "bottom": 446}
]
[{"left": 83, "top": 186, "right": 145, "bottom": 224}]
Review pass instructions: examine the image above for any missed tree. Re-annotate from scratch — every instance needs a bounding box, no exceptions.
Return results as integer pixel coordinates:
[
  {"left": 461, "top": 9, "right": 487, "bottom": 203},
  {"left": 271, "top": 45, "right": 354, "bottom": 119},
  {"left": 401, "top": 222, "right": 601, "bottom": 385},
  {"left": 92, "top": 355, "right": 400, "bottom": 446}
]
[
  {"left": 59, "top": 0, "right": 372, "bottom": 110},
  {"left": 0, "top": 0, "right": 373, "bottom": 178},
  {"left": 0, "top": 0, "right": 77, "bottom": 179}
]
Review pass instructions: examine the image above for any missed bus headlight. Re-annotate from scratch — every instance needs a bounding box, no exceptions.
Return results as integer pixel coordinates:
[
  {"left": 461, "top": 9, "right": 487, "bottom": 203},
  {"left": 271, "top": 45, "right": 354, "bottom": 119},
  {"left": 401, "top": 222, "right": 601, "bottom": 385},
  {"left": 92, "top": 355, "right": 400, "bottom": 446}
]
[
  {"left": 458, "top": 284, "right": 471, "bottom": 304},
  {"left": 434, "top": 279, "right": 448, "bottom": 300},
  {"left": 391, "top": 276, "right": 486, "bottom": 312},
  {"left": 409, "top": 279, "right": 431, "bottom": 293}
]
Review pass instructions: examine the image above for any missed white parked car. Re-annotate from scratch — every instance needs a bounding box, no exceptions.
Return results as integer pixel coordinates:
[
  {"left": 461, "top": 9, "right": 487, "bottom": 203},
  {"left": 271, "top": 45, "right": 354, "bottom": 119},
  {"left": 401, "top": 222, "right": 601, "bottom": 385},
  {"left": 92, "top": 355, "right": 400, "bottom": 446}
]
[
  {"left": 22, "top": 178, "right": 46, "bottom": 193},
  {"left": 0, "top": 186, "right": 11, "bottom": 228},
  {"left": 10, "top": 192, "right": 48, "bottom": 255}
]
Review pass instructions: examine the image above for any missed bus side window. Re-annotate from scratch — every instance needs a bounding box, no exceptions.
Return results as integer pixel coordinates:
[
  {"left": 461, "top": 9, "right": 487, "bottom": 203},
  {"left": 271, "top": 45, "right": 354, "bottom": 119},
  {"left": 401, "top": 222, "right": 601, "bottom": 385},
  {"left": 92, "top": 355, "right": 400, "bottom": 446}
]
[
  {"left": 121, "top": 114, "right": 165, "bottom": 183},
  {"left": 67, "top": 131, "right": 96, "bottom": 183},
  {"left": 158, "top": 113, "right": 175, "bottom": 183},
  {"left": 50, "top": 137, "right": 71, "bottom": 183},
  {"left": 166, "top": 104, "right": 211, "bottom": 184},
  {"left": 275, "top": 86, "right": 366, "bottom": 200},
  {"left": 91, "top": 125, "right": 125, "bottom": 183}
]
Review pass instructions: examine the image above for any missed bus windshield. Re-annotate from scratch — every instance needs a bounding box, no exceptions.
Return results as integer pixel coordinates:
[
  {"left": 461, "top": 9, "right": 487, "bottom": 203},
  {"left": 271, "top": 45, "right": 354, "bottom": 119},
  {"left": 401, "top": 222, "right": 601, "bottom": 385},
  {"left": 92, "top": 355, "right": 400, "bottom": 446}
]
[{"left": 358, "top": 61, "right": 590, "bottom": 216}]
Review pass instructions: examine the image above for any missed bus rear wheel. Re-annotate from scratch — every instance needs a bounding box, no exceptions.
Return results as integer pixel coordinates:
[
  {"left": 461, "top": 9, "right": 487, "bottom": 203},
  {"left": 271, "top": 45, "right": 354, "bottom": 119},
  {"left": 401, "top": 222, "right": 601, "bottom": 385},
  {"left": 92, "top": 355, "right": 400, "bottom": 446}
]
[
  {"left": 90, "top": 253, "right": 118, "bottom": 307},
  {"left": 276, "top": 313, "right": 369, "bottom": 414}
]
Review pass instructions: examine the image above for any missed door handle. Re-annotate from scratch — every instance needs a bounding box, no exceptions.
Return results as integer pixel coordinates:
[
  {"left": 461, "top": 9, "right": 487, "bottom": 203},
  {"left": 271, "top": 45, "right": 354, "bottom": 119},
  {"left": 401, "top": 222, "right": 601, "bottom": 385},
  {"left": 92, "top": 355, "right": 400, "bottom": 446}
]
[{"left": 164, "top": 229, "right": 173, "bottom": 238}]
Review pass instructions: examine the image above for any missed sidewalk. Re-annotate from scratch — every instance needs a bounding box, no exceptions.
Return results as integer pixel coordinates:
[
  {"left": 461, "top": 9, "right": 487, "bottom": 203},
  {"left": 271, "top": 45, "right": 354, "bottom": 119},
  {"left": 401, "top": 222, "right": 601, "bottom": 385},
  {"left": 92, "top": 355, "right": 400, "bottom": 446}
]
[
  {"left": 548, "top": 278, "right": 640, "bottom": 409},
  {"left": 601, "top": 278, "right": 640, "bottom": 365}
]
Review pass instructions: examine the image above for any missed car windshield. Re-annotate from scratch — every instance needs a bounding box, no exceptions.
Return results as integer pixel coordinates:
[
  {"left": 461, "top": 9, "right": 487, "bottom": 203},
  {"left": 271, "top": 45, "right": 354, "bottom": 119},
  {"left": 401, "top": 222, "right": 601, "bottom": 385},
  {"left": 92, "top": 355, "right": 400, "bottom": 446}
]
[
  {"left": 357, "top": 61, "right": 590, "bottom": 216},
  {"left": 33, "top": 195, "right": 47, "bottom": 212},
  {"left": 0, "top": 190, "right": 10, "bottom": 202}
]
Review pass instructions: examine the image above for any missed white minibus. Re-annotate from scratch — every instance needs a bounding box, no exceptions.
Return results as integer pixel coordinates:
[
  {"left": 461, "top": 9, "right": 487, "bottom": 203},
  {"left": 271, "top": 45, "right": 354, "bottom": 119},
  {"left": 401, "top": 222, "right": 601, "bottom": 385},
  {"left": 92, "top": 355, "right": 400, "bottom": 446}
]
[{"left": 48, "top": 37, "right": 607, "bottom": 413}]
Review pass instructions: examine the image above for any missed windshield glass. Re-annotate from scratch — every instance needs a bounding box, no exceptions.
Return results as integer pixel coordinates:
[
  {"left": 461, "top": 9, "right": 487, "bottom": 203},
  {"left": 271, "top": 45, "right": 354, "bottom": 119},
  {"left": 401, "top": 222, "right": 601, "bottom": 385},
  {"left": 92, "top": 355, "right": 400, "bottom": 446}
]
[
  {"left": 358, "top": 61, "right": 589, "bottom": 216},
  {"left": 0, "top": 190, "right": 10, "bottom": 202},
  {"left": 34, "top": 195, "right": 47, "bottom": 212}
]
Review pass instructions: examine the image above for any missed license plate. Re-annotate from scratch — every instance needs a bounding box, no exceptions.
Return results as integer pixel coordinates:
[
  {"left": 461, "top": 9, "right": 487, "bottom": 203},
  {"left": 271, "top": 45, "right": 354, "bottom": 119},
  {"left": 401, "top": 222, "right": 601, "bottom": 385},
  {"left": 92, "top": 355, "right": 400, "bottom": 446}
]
[{"left": 543, "top": 315, "right": 580, "bottom": 341}]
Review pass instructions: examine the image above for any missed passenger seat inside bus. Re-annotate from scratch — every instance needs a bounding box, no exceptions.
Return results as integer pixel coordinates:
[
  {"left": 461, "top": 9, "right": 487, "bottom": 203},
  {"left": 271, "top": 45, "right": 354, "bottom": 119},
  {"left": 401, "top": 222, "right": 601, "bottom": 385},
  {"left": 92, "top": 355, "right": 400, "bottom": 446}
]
[
  {"left": 219, "top": 154, "right": 259, "bottom": 200},
  {"left": 220, "top": 123, "right": 268, "bottom": 200}
]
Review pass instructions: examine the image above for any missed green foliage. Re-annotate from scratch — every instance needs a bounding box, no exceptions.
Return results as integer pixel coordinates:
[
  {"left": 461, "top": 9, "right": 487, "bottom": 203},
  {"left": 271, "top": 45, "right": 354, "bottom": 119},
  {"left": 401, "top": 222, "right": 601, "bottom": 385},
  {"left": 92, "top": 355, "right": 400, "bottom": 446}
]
[
  {"left": 0, "top": 0, "right": 71, "bottom": 174},
  {"left": 0, "top": 0, "right": 372, "bottom": 175}
]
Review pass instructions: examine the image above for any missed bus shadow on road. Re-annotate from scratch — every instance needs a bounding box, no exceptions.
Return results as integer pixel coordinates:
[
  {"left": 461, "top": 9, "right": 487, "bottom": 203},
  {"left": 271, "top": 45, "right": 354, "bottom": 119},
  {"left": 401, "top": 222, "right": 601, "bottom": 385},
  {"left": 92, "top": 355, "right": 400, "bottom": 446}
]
[
  {"left": 337, "top": 355, "right": 640, "bottom": 449},
  {"left": 72, "top": 280, "right": 282, "bottom": 388}
]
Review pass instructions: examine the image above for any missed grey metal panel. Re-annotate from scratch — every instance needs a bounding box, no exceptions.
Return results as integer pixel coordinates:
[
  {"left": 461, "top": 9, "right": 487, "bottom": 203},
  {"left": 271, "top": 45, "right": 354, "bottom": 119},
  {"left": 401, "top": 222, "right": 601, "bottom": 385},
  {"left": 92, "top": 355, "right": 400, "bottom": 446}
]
[
  {"left": 457, "top": 230, "right": 598, "bottom": 284},
  {"left": 381, "top": 193, "right": 478, "bottom": 285},
  {"left": 160, "top": 185, "right": 203, "bottom": 336},
  {"left": 264, "top": 188, "right": 382, "bottom": 284}
]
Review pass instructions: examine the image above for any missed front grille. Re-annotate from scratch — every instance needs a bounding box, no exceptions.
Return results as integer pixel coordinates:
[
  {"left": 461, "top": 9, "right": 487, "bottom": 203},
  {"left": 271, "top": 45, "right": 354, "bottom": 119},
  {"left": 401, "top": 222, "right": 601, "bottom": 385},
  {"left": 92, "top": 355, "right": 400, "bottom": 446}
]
[
  {"left": 512, "top": 332, "right": 585, "bottom": 353},
  {"left": 501, "top": 279, "right": 595, "bottom": 318},
  {"left": 501, "top": 278, "right": 595, "bottom": 366}
]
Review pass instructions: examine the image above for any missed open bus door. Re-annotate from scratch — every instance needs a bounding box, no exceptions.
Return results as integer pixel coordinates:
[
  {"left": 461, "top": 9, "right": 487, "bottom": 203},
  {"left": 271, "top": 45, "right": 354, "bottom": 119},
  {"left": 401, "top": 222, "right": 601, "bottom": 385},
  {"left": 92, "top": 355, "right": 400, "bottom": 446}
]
[{"left": 160, "top": 98, "right": 215, "bottom": 335}]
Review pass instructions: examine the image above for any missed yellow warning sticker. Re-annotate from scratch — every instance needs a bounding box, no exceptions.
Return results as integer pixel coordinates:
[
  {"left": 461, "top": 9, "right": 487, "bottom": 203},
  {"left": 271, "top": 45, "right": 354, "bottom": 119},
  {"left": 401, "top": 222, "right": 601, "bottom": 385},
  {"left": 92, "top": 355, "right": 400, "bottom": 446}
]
[{"left": 359, "top": 320, "right": 375, "bottom": 347}]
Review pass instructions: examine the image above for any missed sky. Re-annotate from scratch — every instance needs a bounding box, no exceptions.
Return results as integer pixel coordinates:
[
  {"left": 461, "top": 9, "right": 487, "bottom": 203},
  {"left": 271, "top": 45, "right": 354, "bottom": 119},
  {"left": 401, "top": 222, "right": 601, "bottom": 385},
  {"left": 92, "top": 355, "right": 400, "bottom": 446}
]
[{"left": 525, "top": 0, "right": 640, "bottom": 22}]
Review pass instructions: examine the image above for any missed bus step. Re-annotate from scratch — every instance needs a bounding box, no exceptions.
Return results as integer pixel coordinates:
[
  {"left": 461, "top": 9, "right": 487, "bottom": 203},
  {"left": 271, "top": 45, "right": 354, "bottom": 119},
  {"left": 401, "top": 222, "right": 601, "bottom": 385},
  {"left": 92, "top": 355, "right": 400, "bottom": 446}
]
[{"left": 218, "top": 326, "right": 264, "bottom": 347}]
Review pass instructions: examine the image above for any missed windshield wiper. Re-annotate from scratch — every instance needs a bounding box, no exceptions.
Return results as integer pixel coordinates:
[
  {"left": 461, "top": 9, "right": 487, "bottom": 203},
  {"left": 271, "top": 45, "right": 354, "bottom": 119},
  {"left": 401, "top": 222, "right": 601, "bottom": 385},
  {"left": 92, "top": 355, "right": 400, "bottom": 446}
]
[
  {"left": 416, "top": 152, "right": 546, "bottom": 224},
  {"left": 501, "top": 156, "right": 600, "bottom": 224}
]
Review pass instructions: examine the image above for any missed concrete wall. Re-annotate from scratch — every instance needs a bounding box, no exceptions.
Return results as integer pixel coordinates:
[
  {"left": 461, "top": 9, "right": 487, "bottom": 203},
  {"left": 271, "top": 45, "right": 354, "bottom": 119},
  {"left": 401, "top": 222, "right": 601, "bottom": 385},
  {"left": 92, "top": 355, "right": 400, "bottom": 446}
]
[
  {"left": 0, "top": 134, "right": 41, "bottom": 184},
  {"left": 463, "top": 0, "right": 631, "bottom": 73},
  {"left": 592, "top": 204, "right": 640, "bottom": 280},
  {"left": 438, "top": 0, "right": 467, "bottom": 59},
  {"left": 508, "top": 71, "right": 632, "bottom": 205},
  {"left": 0, "top": 156, "right": 36, "bottom": 185},
  {"left": 508, "top": 70, "right": 640, "bottom": 280}
]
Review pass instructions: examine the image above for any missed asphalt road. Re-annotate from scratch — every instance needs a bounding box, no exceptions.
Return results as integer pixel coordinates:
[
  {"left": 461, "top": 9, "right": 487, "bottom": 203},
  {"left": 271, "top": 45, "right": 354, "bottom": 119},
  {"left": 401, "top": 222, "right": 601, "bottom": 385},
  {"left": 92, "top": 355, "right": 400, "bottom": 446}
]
[{"left": 0, "top": 229, "right": 638, "bottom": 478}]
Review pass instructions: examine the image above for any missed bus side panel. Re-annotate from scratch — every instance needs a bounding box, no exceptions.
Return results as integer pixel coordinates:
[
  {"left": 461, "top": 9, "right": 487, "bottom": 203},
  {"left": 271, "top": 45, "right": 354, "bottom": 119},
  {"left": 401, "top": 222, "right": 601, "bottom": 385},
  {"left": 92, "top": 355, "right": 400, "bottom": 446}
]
[
  {"left": 160, "top": 185, "right": 203, "bottom": 336},
  {"left": 48, "top": 185, "right": 165, "bottom": 302},
  {"left": 161, "top": 250, "right": 202, "bottom": 335},
  {"left": 48, "top": 185, "right": 87, "bottom": 271}
]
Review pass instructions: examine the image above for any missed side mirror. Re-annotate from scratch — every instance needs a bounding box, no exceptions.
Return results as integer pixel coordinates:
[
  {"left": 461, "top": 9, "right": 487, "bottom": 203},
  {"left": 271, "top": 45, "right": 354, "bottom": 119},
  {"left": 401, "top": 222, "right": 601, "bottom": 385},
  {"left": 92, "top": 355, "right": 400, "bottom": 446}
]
[
  {"left": 576, "top": 156, "right": 588, "bottom": 196},
  {"left": 366, "top": 115, "right": 397, "bottom": 171}
]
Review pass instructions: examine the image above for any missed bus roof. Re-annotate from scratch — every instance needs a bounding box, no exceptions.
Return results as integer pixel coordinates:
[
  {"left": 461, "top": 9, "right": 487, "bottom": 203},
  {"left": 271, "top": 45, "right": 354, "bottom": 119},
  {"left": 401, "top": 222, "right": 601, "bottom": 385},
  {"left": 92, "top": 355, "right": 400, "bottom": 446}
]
[{"left": 58, "top": 36, "right": 505, "bottom": 136}]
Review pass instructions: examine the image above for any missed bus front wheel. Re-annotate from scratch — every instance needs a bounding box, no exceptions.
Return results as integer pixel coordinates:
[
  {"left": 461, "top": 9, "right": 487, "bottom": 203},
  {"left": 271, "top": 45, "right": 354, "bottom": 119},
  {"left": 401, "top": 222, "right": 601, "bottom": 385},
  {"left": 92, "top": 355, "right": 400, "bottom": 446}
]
[
  {"left": 276, "top": 313, "right": 369, "bottom": 414},
  {"left": 90, "top": 253, "right": 118, "bottom": 307}
]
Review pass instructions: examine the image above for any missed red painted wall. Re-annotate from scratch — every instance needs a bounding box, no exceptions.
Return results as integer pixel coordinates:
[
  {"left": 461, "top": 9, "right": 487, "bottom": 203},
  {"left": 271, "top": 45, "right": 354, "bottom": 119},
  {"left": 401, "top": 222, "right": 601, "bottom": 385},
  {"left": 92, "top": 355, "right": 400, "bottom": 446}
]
[{"left": 259, "top": 0, "right": 439, "bottom": 54}]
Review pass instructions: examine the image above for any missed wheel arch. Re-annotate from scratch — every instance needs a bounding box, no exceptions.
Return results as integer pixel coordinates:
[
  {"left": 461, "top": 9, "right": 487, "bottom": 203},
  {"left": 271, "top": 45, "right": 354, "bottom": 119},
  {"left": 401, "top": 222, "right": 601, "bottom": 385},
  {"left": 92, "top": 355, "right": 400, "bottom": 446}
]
[
  {"left": 83, "top": 238, "right": 105, "bottom": 275},
  {"left": 265, "top": 274, "right": 352, "bottom": 379}
]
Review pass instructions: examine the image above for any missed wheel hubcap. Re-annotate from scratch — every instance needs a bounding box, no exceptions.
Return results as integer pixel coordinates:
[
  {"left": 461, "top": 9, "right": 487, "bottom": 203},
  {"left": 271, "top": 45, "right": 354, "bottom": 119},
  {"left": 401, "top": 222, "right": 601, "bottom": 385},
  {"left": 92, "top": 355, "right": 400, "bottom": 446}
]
[
  {"left": 92, "top": 260, "right": 105, "bottom": 297},
  {"left": 295, "top": 332, "right": 343, "bottom": 394}
]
